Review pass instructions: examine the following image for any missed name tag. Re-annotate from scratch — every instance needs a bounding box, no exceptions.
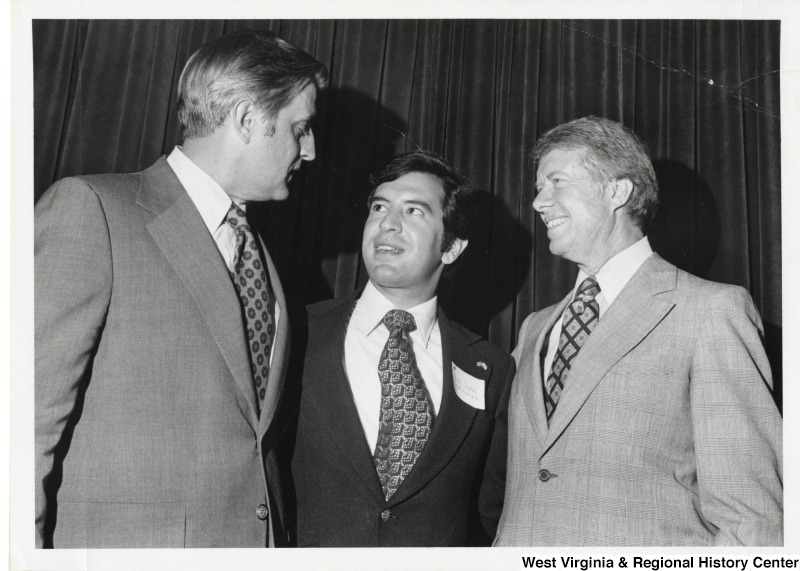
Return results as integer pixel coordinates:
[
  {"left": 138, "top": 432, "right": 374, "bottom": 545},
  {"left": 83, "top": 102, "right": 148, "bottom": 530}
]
[{"left": 452, "top": 363, "right": 485, "bottom": 410}]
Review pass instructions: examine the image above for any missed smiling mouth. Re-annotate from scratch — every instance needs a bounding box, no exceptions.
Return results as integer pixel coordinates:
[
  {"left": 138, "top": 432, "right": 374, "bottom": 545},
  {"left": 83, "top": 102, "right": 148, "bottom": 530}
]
[
  {"left": 545, "top": 217, "right": 568, "bottom": 229},
  {"left": 375, "top": 244, "right": 403, "bottom": 254}
]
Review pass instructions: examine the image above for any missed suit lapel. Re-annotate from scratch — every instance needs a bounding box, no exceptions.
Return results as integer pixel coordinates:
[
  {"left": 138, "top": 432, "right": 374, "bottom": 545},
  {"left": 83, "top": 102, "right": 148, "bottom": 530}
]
[
  {"left": 389, "top": 309, "right": 487, "bottom": 505},
  {"left": 543, "top": 255, "right": 678, "bottom": 455},
  {"left": 140, "top": 158, "right": 259, "bottom": 428},
  {"left": 519, "top": 297, "right": 570, "bottom": 449},
  {"left": 258, "top": 246, "right": 290, "bottom": 433},
  {"left": 305, "top": 295, "right": 385, "bottom": 499}
]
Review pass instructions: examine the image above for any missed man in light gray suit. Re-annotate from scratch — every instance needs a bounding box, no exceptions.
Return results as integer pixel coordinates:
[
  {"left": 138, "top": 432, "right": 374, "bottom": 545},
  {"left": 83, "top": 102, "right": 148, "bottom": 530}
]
[
  {"left": 495, "top": 116, "right": 782, "bottom": 546},
  {"left": 35, "top": 30, "right": 328, "bottom": 548}
]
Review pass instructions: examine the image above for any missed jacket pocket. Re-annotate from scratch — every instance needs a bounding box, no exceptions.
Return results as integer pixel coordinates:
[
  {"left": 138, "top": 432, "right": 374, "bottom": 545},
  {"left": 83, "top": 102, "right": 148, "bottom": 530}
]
[{"left": 54, "top": 501, "right": 186, "bottom": 548}]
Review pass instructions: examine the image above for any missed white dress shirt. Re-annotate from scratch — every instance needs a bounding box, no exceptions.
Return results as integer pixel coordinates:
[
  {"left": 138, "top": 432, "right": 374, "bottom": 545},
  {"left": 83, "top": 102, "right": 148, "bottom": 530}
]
[
  {"left": 344, "top": 281, "right": 444, "bottom": 454},
  {"left": 543, "top": 237, "right": 654, "bottom": 381},
  {"left": 166, "top": 146, "right": 280, "bottom": 361}
]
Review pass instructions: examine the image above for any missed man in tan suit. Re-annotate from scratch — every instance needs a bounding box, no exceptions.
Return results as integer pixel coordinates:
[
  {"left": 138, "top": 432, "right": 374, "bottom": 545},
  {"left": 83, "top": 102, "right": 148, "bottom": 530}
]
[
  {"left": 496, "top": 116, "right": 782, "bottom": 546},
  {"left": 35, "top": 30, "right": 328, "bottom": 548}
]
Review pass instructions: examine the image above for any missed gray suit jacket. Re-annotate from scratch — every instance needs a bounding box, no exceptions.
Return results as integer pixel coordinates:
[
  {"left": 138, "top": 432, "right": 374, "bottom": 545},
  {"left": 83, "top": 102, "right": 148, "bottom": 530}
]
[
  {"left": 496, "top": 254, "right": 782, "bottom": 546},
  {"left": 35, "top": 157, "right": 290, "bottom": 548}
]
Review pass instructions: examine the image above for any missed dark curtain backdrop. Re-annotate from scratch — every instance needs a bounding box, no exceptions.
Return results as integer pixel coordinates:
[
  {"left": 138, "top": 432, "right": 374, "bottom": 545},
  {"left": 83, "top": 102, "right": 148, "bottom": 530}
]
[{"left": 32, "top": 19, "right": 782, "bottom": 405}]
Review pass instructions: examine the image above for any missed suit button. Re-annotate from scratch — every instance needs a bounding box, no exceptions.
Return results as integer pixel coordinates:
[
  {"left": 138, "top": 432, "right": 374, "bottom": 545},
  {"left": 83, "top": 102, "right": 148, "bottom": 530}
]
[
  {"left": 256, "top": 504, "right": 269, "bottom": 520},
  {"left": 380, "top": 509, "right": 392, "bottom": 522},
  {"left": 538, "top": 469, "right": 552, "bottom": 482}
]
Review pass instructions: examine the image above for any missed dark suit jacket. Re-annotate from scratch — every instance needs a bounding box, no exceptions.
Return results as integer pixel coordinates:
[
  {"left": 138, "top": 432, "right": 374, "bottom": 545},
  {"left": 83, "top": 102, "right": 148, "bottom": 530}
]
[
  {"left": 35, "top": 157, "right": 290, "bottom": 548},
  {"left": 290, "top": 292, "right": 514, "bottom": 547}
]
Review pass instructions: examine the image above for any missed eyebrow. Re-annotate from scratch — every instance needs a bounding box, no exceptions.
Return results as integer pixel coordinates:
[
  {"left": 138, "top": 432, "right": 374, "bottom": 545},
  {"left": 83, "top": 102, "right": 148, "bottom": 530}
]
[
  {"left": 293, "top": 114, "right": 317, "bottom": 126},
  {"left": 368, "top": 195, "right": 434, "bottom": 214},
  {"left": 404, "top": 199, "right": 434, "bottom": 213}
]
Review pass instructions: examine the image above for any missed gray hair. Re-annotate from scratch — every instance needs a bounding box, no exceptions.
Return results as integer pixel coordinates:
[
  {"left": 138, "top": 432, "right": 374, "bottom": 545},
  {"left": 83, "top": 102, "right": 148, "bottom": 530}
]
[
  {"left": 177, "top": 29, "right": 328, "bottom": 139},
  {"left": 534, "top": 116, "right": 659, "bottom": 232}
]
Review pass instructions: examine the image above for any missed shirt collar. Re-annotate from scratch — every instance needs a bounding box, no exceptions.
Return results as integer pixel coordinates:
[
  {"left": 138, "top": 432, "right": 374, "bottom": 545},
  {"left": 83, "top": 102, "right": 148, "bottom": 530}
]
[
  {"left": 167, "top": 146, "right": 240, "bottom": 233},
  {"left": 352, "top": 281, "right": 439, "bottom": 348},
  {"left": 574, "top": 236, "right": 653, "bottom": 307}
]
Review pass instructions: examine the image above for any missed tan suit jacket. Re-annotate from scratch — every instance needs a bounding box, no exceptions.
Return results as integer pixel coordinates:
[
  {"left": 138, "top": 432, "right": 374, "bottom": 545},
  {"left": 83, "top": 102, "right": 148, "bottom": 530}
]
[
  {"left": 35, "top": 157, "right": 290, "bottom": 547},
  {"left": 496, "top": 254, "right": 782, "bottom": 546}
]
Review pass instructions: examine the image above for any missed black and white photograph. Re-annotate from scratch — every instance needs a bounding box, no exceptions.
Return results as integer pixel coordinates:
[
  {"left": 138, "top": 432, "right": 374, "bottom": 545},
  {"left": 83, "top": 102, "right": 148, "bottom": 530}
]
[{"left": 8, "top": 1, "right": 800, "bottom": 570}]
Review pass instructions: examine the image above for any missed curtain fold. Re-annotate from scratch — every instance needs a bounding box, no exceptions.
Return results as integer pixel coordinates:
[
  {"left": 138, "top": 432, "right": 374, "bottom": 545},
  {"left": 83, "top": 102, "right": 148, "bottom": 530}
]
[{"left": 32, "top": 19, "right": 782, "bottom": 400}]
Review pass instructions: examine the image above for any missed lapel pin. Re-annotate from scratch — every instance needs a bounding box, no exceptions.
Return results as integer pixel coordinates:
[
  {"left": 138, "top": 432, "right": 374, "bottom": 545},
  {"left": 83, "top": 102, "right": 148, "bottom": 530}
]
[{"left": 477, "top": 361, "right": 488, "bottom": 370}]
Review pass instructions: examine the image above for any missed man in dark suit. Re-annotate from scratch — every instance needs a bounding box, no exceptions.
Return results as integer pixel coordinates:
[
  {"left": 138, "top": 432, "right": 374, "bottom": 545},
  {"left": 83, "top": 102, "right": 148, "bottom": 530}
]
[
  {"left": 496, "top": 116, "right": 782, "bottom": 546},
  {"left": 290, "top": 150, "right": 514, "bottom": 547},
  {"left": 35, "top": 30, "right": 328, "bottom": 548}
]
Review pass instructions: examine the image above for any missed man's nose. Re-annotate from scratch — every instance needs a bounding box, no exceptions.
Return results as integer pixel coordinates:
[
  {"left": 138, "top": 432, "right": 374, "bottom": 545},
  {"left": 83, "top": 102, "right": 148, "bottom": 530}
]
[
  {"left": 379, "top": 208, "right": 401, "bottom": 232},
  {"left": 532, "top": 185, "right": 551, "bottom": 213},
  {"left": 300, "top": 130, "right": 316, "bottom": 161}
]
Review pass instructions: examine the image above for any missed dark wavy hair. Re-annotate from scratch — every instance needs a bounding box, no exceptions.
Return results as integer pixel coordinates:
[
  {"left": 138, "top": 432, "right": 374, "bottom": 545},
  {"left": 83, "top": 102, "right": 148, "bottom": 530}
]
[{"left": 367, "top": 150, "right": 478, "bottom": 253}]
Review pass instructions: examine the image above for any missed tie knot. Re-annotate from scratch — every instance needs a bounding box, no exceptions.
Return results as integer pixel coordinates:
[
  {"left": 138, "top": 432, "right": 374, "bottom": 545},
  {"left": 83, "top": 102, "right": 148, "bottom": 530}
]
[
  {"left": 382, "top": 309, "right": 417, "bottom": 334},
  {"left": 225, "top": 202, "right": 249, "bottom": 230},
  {"left": 575, "top": 276, "right": 600, "bottom": 303}
]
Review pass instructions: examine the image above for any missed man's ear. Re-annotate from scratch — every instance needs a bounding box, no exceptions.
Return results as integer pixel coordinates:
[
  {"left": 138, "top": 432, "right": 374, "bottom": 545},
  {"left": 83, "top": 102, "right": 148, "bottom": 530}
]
[
  {"left": 232, "top": 99, "right": 257, "bottom": 143},
  {"left": 442, "top": 238, "right": 468, "bottom": 265},
  {"left": 608, "top": 178, "right": 634, "bottom": 211}
]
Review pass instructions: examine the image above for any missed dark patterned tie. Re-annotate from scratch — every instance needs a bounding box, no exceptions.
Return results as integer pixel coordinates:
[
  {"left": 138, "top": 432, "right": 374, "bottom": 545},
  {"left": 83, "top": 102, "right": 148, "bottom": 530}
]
[
  {"left": 225, "top": 203, "right": 277, "bottom": 413},
  {"left": 373, "top": 310, "right": 435, "bottom": 500},
  {"left": 544, "top": 276, "right": 601, "bottom": 421}
]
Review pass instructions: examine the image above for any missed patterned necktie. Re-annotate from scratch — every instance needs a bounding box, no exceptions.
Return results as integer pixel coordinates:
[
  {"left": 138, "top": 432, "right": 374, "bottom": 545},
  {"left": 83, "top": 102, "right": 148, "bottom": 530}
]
[
  {"left": 544, "top": 276, "right": 601, "bottom": 421},
  {"left": 373, "top": 310, "right": 435, "bottom": 501},
  {"left": 225, "top": 203, "right": 277, "bottom": 412}
]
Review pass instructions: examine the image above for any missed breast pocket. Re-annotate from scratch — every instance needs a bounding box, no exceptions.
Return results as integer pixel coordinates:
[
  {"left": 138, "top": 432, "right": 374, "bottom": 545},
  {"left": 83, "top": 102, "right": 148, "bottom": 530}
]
[{"left": 53, "top": 501, "right": 186, "bottom": 548}]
